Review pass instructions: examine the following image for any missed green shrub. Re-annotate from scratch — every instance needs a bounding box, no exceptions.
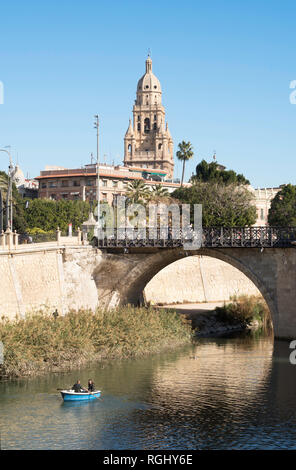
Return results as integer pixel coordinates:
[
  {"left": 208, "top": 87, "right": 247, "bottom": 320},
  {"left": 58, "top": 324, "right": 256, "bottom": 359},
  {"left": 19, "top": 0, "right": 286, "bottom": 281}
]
[{"left": 215, "top": 295, "right": 269, "bottom": 325}]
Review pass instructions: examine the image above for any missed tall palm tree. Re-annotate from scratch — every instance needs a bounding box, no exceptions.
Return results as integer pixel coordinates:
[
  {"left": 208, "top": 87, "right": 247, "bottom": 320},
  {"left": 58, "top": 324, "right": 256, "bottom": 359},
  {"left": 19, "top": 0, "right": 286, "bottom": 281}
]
[
  {"left": 176, "top": 141, "right": 194, "bottom": 186},
  {"left": 126, "top": 180, "right": 150, "bottom": 204}
]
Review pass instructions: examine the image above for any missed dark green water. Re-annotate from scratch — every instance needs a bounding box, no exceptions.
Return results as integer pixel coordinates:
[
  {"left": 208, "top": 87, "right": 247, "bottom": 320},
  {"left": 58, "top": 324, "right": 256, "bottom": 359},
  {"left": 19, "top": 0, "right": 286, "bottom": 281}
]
[{"left": 1, "top": 335, "right": 296, "bottom": 450}]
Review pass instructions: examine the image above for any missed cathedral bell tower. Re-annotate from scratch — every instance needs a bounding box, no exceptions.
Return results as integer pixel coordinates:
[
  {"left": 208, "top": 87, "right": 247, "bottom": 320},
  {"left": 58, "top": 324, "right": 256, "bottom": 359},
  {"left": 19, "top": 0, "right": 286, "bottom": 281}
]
[{"left": 124, "top": 55, "right": 174, "bottom": 179}]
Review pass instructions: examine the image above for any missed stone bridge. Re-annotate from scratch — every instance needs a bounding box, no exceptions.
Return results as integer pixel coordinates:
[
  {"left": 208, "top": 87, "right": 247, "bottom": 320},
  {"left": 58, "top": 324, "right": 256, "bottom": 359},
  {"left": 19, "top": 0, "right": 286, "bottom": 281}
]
[
  {"left": 0, "top": 226, "right": 296, "bottom": 339},
  {"left": 95, "top": 245, "right": 296, "bottom": 339}
]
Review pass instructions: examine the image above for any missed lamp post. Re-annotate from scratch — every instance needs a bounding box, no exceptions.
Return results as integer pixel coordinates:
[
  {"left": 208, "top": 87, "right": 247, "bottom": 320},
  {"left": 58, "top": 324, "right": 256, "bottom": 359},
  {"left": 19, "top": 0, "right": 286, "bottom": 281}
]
[
  {"left": 0, "top": 189, "right": 3, "bottom": 232},
  {"left": 94, "top": 115, "right": 100, "bottom": 225},
  {"left": 0, "top": 148, "right": 14, "bottom": 230}
]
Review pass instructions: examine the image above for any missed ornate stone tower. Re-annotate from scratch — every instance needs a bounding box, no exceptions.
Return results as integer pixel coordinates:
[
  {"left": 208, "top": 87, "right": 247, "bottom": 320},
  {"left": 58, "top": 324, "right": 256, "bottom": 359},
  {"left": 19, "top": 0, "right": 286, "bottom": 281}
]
[{"left": 124, "top": 55, "right": 174, "bottom": 178}]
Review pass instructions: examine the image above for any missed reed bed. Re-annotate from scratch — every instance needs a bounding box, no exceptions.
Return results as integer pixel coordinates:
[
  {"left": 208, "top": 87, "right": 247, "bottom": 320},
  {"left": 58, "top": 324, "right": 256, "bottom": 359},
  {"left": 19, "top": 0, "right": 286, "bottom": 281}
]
[
  {"left": 0, "top": 306, "right": 193, "bottom": 379},
  {"left": 215, "top": 295, "right": 270, "bottom": 326}
]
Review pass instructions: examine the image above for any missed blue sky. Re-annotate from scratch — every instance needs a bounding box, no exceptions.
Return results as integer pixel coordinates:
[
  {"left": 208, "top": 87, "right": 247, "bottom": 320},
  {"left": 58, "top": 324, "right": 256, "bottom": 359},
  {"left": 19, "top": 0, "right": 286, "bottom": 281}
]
[{"left": 0, "top": 0, "right": 295, "bottom": 188}]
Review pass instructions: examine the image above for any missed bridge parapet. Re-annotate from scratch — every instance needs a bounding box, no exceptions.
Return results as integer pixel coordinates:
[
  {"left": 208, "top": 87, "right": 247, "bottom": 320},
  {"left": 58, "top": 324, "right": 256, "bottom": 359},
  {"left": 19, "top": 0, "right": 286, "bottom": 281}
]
[
  {"left": 0, "top": 228, "right": 19, "bottom": 251},
  {"left": 96, "top": 227, "right": 296, "bottom": 249},
  {"left": 0, "top": 227, "right": 83, "bottom": 252}
]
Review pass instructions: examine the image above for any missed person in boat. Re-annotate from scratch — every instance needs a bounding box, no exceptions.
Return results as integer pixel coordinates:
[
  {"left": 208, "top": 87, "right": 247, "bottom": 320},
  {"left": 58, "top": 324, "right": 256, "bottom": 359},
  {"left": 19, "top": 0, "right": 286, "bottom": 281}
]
[
  {"left": 72, "top": 380, "right": 87, "bottom": 393},
  {"left": 88, "top": 379, "right": 95, "bottom": 392}
]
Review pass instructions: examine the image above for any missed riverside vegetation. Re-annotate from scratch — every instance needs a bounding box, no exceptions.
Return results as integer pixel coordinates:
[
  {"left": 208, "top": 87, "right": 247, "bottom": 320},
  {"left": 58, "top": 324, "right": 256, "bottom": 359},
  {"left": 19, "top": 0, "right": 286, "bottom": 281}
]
[
  {"left": 0, "top": 306, "right": 193, "bottom": 380},
  {"left": 182, "top": 295, "right": 271, "bottom": 337},
  {"left": 215, "top": 295, "right": 270, "bottom": 327}
]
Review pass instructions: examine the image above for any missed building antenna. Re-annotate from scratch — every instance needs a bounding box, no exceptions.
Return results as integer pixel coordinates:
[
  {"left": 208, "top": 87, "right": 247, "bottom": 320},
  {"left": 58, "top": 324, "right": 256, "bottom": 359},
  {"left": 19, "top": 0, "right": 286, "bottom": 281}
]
[
  {"left": 213, "top": 150, "right": 216, "bottom": 162},
  {"left": 147, "top": 47, "right": 151, "bottom": 57}
]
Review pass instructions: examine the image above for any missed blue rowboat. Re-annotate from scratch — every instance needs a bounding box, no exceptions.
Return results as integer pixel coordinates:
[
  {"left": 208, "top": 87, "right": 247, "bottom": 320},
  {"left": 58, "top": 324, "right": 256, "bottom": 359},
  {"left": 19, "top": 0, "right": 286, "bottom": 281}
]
[{"left": 60, "top": 389, "right": 101, "bottom": 401}]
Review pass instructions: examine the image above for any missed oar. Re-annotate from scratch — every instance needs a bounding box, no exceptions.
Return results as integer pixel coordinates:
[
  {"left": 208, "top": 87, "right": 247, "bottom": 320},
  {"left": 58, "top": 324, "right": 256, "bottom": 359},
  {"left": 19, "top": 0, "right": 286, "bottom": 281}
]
[{"left": 92, "top": 391, "right": 103, "bottom": 401}]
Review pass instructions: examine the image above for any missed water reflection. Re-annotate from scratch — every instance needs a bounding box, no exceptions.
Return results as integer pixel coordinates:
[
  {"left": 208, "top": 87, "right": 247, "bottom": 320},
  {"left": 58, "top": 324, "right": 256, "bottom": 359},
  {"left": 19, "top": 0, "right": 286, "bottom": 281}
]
[{"left": 1, "top": 334, "right": 296, "bottom": 449}]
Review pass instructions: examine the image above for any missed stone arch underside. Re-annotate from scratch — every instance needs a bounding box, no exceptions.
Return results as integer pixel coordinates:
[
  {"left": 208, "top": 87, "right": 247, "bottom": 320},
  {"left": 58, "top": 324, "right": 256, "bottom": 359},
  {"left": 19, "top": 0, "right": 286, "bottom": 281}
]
[{"left": 93, "top": 247, "right": 281, "bottom": 334}]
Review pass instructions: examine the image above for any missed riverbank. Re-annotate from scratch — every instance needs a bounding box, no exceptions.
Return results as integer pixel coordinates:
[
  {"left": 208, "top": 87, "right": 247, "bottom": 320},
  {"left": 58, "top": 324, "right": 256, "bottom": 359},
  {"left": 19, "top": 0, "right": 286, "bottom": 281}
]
[
  {"left": 160, "top": 296, "right": 270, "bottom": 337},
  {"left": 0, "top": 306, "right": 193, "bottom": 380}
]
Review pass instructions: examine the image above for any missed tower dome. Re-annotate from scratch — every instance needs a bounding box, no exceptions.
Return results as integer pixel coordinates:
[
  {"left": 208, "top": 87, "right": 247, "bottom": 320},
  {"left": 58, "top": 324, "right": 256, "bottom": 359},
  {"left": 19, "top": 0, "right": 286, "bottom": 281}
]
[{"left": 136, "top": 55, "right": 162, "bottom": 95}]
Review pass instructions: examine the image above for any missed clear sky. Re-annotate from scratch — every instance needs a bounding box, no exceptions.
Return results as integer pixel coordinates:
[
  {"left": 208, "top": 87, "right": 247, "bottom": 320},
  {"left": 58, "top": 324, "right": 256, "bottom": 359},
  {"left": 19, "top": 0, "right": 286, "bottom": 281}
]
[{"left": 0, "top": 0, "right": 295, "bottom": 188}]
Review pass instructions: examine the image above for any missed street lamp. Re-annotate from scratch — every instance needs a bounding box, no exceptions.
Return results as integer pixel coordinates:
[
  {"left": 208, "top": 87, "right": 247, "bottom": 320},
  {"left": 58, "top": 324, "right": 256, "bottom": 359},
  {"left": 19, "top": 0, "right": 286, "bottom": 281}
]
[
  {"left": 94, "top": 115, "right": 99, "bottom": 205},
  {"left": 94, "top": 115, "right": 100, "bottom": 225},
  {"left": 0, "top": 148, "right": 14, "bottom": 230}
]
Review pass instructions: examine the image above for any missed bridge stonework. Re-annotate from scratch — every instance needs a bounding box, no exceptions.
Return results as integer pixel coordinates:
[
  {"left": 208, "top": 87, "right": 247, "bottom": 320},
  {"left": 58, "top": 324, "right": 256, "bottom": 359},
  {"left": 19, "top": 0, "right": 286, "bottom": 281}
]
[
  {"left": 94, "top": 247, "right": 296, "bottom": 339},
  {"left": 0, "top": 243, "right": 296, "bottom": 339}
]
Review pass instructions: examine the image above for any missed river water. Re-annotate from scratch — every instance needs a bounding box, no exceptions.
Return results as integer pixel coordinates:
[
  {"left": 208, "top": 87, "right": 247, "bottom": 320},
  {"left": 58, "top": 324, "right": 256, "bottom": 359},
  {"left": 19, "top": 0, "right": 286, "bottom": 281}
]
[{"left": 1, "top": 334, "right": 296, "bottom": 450}]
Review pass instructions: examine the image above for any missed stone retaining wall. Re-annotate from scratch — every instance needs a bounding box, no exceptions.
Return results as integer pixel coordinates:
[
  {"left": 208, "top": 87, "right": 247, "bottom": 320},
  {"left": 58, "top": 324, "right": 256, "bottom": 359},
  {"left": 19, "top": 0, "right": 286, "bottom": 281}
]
[
  {"left": 144, "top": 255, "right": 261, "bottom": 304},
  {"left": 0, "top": 246, "right": 100, "bottom": 319}
]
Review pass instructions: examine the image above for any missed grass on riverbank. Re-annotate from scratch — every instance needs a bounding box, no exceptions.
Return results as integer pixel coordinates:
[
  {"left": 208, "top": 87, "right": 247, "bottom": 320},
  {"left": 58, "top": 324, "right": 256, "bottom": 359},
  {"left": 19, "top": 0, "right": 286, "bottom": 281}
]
[
  {"left": 215, "top": 295, "right": 270, "bottom": 327},
  {"left": 0, "top": 306, "right": 193, "bottom": 379}
]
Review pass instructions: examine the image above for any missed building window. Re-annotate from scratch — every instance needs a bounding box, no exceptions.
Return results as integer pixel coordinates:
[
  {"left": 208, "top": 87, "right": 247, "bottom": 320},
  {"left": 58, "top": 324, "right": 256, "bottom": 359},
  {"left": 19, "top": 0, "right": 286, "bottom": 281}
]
[
  {"left": 112, "top": 180, "right": 118, "bottom": 187},
  {"left": 86, "top": 179, "right": 94, "bottom": 186},
  {"left": 137, "top": 123, "right": 141, "bottom": 131},
  {"left": 41, "top": 182, "right": 47, "bottom": 188},
  {"left": 158, "top": 143, "right": 162, "bottom": 150},
  {"left": 102, "top": 180, "right": 107, "bottom": 187},
  {"left": 144, "top": 118, "right": 150, "bottom": 133},
  {"left": 153, "top": 123, "right": 157, "bottom": 130},
  {"left": 49, "top": 181, "right": 57, "bottom": 188},
  {"left": 128, "top": 144, "right": 132, "bottom": 153},
  {"left": 137, "top": 115, "right": 140, "bottom": 121},
  {"left": 260, "top": 209, "right": 264, "bottom": 220},
  {"left": 61, "top": 193, "right": 68, "bottom": 199},
  {"left": 73, "top": 180, "right": 80, "bottom": 187},
  {"left": 61, "top": 180, "right": 69, "bottom": 187}
]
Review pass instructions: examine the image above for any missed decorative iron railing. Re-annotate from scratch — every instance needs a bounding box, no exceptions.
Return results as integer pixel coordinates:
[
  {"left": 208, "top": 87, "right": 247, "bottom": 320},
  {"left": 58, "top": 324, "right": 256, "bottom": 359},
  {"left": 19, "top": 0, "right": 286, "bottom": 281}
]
[{"left": 95, "top": 227, "right": 296, "bottom": 249}]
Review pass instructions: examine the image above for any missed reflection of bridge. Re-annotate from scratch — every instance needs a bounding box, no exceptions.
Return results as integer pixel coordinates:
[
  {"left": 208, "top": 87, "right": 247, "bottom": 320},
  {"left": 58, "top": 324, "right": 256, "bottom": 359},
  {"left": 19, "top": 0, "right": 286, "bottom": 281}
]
[{"left": 97, "top": 226, "right": 296, "bottom": 249}]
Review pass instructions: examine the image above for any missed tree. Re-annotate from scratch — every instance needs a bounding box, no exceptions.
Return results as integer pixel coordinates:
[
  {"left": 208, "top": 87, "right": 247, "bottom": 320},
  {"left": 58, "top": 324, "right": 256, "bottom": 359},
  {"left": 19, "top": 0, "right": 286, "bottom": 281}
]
[
  {"left": 126, "top": 180, "right": 150, "bottom": 204},
  {"left": 268, "top": 184, "right": 296, "bottom": 226},
  {"left": 150, "top": 185, "right": 170, "bottom": 198},
  {"left": 172, "top": 182, "right": 257, "bottom": 227},
  {"left": 192, "top": 159, "right": 250, "bottom": 185},
  {"left": 0, "top": 171, "right": 27, "bottom": 232},
  {"left": 24, "top": 199, "right": 91, "bottom": 232},
  {"left": 176, "top": 141, "right": 194, "bottom": 186}
]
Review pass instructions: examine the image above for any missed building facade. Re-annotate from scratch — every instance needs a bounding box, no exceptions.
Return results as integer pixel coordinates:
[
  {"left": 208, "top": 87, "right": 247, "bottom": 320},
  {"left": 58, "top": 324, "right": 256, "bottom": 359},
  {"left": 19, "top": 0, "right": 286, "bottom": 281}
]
[
  {"left": 251, "top": 186, "right": 281, "bottom": 226},
  {"left": 124, "top": 55, "right": 174, "bottom": 178},
  {"left": 36, "top": 163, "right": 183, "bottom": 205}
]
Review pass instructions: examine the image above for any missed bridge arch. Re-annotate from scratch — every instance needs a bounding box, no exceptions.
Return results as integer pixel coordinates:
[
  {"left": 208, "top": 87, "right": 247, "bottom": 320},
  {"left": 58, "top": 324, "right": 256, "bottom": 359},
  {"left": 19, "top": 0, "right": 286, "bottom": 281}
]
[{"left": 102, "top": 248, "right": 278, "bottom": 333}]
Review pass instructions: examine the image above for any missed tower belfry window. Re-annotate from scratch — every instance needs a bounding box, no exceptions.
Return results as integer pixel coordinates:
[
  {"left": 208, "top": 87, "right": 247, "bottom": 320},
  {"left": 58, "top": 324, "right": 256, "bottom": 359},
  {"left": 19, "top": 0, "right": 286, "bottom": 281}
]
[{"left": 144, "top": 118, "right": 150, "bottom": 133}]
